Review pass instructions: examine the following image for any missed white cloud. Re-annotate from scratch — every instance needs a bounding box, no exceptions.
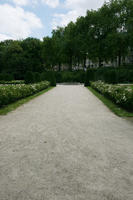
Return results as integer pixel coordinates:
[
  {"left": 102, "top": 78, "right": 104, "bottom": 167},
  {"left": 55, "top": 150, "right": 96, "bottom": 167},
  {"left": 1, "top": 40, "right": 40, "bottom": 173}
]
[
  {"left": 65, "top": 0, "right": 105, "bottom": 10},
  {"left": 52, "top": 0, "right": 106, "bottom": 28},
  {"left": 42, "top": 0, "right": 59, "bottom": 8},
  {"left": 0, "top": 34, "right": 14, "bottom": 42},
  {"left": 12, "top": 0, "right": 29, "bottom": 6},
  {"left": 12, "top": 0, "right": 60, "bottom": 8},
  {"left": 0, "top": 4, "right": 43, "bottom": 41},
  {"left": 52, "top": 10, "right": 79, "bottom": 29}
]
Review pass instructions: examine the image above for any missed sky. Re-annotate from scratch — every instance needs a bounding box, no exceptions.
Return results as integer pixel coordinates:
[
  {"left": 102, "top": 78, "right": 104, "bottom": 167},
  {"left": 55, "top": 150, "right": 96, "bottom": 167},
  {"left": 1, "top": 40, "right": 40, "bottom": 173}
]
[{"left": 0, "top": 0, "right": 106, "bottom": 41}]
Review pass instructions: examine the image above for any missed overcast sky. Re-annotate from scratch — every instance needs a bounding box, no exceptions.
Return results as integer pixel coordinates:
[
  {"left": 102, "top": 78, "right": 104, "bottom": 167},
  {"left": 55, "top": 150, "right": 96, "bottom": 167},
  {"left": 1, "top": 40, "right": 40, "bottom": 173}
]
[{"left": 0, "top": 0, "right": 106, "bottom": 41}]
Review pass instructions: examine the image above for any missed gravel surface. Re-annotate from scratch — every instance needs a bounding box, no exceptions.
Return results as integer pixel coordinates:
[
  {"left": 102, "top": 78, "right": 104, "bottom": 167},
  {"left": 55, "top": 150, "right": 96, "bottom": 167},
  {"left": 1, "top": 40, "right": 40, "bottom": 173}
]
[{"left": 0, "top": 84, "right": 133, "bottom": 200}]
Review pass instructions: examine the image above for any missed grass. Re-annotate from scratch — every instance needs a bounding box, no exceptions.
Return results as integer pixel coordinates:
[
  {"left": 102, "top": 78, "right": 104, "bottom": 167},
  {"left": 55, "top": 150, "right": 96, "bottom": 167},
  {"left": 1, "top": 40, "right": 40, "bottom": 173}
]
[
  {"left": 0, "top": 87, "right": 54, "bottom": 115},
  {"left": 87, "top": 86, "right": 133, "bottom": 117}
]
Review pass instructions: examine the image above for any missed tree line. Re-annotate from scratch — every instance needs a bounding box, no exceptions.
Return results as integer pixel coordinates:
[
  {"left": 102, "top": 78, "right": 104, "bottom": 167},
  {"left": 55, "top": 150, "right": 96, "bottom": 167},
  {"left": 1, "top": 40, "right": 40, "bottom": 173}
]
[{"left": 0, "top": 0, "right": 133, "bottom": 79}]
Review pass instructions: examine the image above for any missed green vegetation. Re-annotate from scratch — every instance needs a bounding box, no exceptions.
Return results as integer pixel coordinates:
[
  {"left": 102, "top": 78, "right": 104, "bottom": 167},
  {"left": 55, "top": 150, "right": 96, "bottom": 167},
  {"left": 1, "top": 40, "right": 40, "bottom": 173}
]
[
  {"left": 88, "top": 87, "right": 133, "bottom": 117},
  {"left": 84, "top": 68, "right": 133, "bottom": 85},
  {"left": 0, "top": 87, "right": 53, "bottom": 115},
  {"left": 24, "top": 71, "right": 35, "bottom": 84},
  {"left": 0, "top": 81, "right": 50, "bottom": 108},
  {"left": 84, "top": 69, "right": 95, "bottom": 86},
  {"left": 90, "top": 81, "right": 133, "bottom": 112},
  {"left": 55, "top": 71, "right": 85, "bottom": 83},
  {"left": 0, "top": 80, "right": 24, "bottom": 84},
  {"left": 0, "top": 0, "right": 133, "bottom": 78}
]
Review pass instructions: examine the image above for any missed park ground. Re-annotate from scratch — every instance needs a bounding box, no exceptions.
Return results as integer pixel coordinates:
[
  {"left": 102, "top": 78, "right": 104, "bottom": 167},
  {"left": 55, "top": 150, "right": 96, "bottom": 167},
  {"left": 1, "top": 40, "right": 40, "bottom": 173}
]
[{"left": 0, "top": 84, "right": 133, "bottom": 200}]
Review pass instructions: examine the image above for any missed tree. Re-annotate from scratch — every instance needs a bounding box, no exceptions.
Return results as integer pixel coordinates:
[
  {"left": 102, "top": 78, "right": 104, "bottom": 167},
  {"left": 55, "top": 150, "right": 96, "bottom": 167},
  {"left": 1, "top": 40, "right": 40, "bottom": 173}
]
[
  {"left": 52, "top": 27, "right": 66, "bottom": 71},
  {"left": 21, "top": 38, "right": 43, "bottom": 73},
  {"left": 42, "top": 37, "right": 56, "bottom": 69}
]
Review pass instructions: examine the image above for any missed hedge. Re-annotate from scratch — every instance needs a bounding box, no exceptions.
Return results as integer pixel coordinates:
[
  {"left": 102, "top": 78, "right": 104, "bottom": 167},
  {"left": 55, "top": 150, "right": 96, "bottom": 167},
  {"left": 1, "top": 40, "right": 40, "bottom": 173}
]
[
  {"left": 0, "top": 80, "right": 24, "bottom": 84},
  {"left": 85, "top": 67, "right": 133, "bottom": 84},
  {"left": 0, "top": 81, "right": 50, "bottom": 107},
  {"left": 91, "top": 81, "right": 133, "bottom": 111},
  {"left": 55, "top": 71, "right": 85, "bottom": 83}
]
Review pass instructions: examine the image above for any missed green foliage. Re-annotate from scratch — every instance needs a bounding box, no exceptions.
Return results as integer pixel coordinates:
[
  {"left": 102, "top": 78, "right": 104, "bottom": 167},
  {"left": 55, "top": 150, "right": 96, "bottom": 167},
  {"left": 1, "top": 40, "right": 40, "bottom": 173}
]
[
  {"left": 24, "top": 71, "right": 35, "bottom": 84},
  {"left": 55, "top": 71, "right": 85, "bottom": 83},
  {"left": 0, "top": 81, "right": 50, "bottom": 107},
  {"left": 88, "top": 86, "right": 133, "bottom": 117},
  {"left": 0, "top": 0, "right": 133, "bottom": 81},
  {"left": 103, "top": 70, "right": 117, "bottom": 84},
  {"left": 84, "top": 67, "right": 133, "bottom": 84},
  {"left": 91, "top": 81, "right": 133, "bottom": 111},
  {"left": 0, "top": 80, "right": 24, "bottom": 84},
  {"left": 34, "top": 72, "right": 41, "bottom": 83},
  {"left": 41, "top": 71, "right": 56, "bottom": 86},
  {"left": 84, "top": 69, "right": 95, "bottom": 86},
  {"left": 50, "top": 71, "right": 56, "bottom": 86},
  {"left": 0, "top": 87, "right": 53, "bottom": 115},
  {"left": 0, "top": 73, "right": 14, "bottom": 81}
]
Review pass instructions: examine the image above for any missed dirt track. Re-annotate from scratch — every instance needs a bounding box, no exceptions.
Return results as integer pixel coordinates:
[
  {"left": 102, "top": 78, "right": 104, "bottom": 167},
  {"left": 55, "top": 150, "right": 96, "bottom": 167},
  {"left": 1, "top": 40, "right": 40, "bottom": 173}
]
[{"left": 0, "top": 84, "right": 133, "bottom": 200}]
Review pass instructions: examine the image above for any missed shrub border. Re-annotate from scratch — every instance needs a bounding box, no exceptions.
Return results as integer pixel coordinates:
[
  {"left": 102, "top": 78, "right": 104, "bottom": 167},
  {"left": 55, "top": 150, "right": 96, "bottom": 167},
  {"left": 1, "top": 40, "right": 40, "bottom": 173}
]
[
  {"left": 87, "top": 86, "right": 133, "bottom": 117},
  {"left": 0, "top": 87, "right": 54, "bottom": 115}
]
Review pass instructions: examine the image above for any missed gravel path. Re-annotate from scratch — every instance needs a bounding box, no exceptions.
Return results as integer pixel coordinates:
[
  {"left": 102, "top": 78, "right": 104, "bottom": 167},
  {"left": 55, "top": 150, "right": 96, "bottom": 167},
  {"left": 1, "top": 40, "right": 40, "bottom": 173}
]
[{"left": 0, "top": 84, "right": 133, "bottom": 200}]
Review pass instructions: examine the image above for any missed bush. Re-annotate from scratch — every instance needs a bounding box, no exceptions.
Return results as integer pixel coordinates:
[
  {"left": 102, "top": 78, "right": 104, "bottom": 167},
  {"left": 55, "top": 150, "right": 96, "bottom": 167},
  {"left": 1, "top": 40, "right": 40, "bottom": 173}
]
[
  {"left": 55, "top": 70, "right": 85, "bottom": 83},
  {"left": 50, "top": 71, "right": 56, "bottom": 86},
  {"left": 103, "top": 70, "right": 118, "bottom": 84},
  {"left": 0, "top": 80, "right": 24, "bottom": 84},
  {"left": 0, "top": 73, "right": 14, "bottom": 81},
  {"left": 0, "top": 81, "right": 50, "bottom": 107},
  {"left": 34, "top": 72, "right": 41, "bottom": 83},
  {"left": 91, "top": 81, "right": 133, "bottom": 111},
  {"left": 84, "top": 69, "right": 95, "bottom": 86},
  {"left": 25, "top": 71, "right": 34, "bottom": 84},
  {"left": 84, "top": 67, "right": 133, "bottom": 84},
  {"left": 41, "top": 72, "right": 46, "bottom": 81},
  {"left": 42, "top": 71, "right": 56, "bottom": 86},
  {"left": 55, "top": 72, "right": 62, "bottom": 83}
]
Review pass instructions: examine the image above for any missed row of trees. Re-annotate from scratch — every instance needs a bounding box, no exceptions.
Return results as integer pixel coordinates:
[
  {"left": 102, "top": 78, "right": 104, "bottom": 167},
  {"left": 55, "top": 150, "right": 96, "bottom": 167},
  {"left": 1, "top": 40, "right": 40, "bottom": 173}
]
[
  {"left": 50, "top": 0, "right": 133, "bottom": 69},
  {"left": 0, "top": 0, "right": 133, "bottom": 79}
]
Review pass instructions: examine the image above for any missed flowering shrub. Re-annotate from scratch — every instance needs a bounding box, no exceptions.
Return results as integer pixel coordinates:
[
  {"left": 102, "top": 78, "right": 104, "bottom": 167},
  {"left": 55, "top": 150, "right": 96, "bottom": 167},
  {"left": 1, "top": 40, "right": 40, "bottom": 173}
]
[
  {"left": 0, "top": 81, "right": 50, "bottom": 107},
  {"left": 0, "top": 80, "right": 24, "bottom": 85},
  {"left": 91, "top": 81, "right": 133, "bottom": 111}
]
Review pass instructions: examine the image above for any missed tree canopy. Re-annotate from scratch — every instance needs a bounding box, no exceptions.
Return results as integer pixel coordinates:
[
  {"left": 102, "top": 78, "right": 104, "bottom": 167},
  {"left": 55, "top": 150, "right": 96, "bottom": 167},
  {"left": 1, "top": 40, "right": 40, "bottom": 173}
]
[{"left": 0, "top": 0, "right": 133, "bottom": 78}]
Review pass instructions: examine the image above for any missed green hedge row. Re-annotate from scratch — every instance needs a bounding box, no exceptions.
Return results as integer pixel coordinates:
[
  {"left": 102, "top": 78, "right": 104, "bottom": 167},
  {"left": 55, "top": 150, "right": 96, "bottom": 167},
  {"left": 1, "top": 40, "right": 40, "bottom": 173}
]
[
  {"left": 0, "top": 71, "right": 56, "bottom": 86},
  {"left": 0, "top": 73, "right": 14, "bottom": 81},
  {"left": 55, "top": 71, "right": 85, "bottom": 83},
  {"left": 91, "top": 81, "right": 133, "bottom": 111},
  {"left": 0, "top": 81, "right": 50, "bottom": 107},
  {"left": 0, "top": 80, "right": 24, "bottom": 84},
  {"left": 24, "top": 71, "right": 56, "bottom": 86},
  {"left": 85, "top": 67, "right": 133, "bottom": 85}
]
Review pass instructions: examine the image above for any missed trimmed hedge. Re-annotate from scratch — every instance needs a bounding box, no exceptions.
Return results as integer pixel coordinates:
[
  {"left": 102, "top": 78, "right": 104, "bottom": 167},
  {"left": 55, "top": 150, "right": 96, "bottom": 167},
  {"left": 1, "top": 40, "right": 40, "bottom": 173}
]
[
  {"left": 91, "top": 81, "right": 133, "bottom": 111},
  {"left": 85, "top": 67, "right": 133, "bottom": 84},
  {"left": 0, "top": 80, "right": 24, "bottom": 84},
  {"left": 55, "top": 71, "right": 85, "bottom": 83},
  {"left": 0, "top": 73, "right": 14, "bottom": 81},
  {"left": 40, "top": 71, "right": 56, "bottom": 86},
  {"left": 0, "top": 81, "right": 50, "bottom": 107},
  {"left": 84, "top": 69, "right": 95, "bottom": 86},
  {"left": 24, "top": 71, "right": 35, "bottom": 84}
]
